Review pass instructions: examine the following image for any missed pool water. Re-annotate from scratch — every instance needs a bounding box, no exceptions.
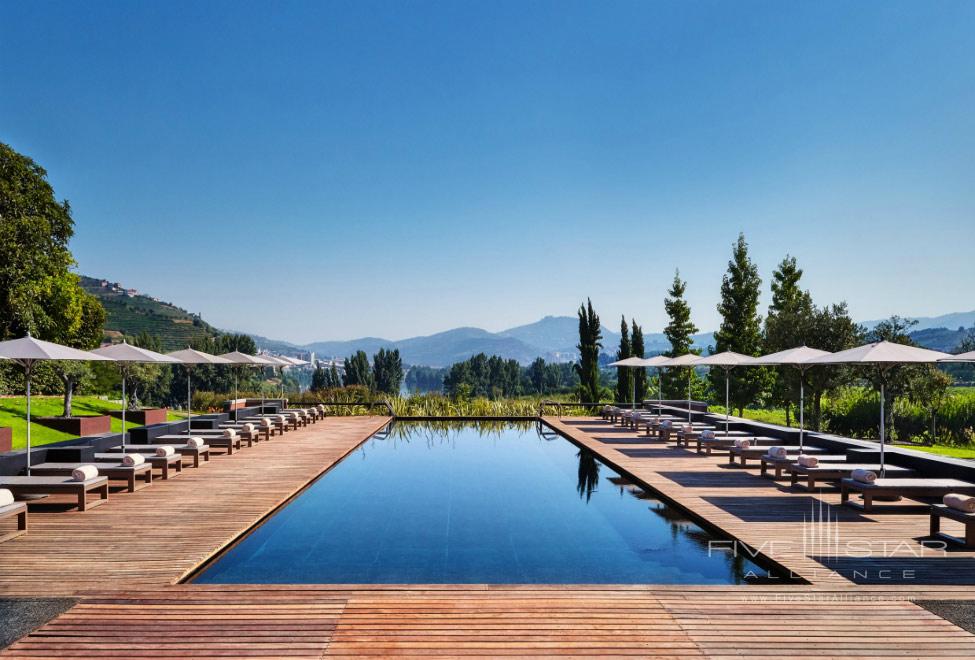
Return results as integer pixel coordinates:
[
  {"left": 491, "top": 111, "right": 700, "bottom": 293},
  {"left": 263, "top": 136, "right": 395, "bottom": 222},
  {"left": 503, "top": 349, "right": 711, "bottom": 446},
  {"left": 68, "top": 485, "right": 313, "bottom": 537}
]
[{"left": 194, "top": 421, "right": 771, "bottom": 584}]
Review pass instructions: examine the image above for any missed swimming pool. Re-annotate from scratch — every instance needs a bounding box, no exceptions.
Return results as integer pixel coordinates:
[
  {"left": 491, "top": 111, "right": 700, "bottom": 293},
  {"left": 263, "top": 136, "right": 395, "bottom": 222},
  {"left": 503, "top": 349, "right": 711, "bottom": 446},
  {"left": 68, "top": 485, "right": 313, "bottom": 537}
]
[{"left": 194, "top": 421, "right": 773, "bottom": 584}]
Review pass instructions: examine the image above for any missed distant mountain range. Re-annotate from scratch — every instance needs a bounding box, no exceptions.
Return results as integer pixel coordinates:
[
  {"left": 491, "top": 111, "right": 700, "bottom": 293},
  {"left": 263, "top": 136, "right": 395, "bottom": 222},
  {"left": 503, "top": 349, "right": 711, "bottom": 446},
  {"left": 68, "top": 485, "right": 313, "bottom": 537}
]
[{"left": 85, "top": 274, "right": 973, "bottom": 367}]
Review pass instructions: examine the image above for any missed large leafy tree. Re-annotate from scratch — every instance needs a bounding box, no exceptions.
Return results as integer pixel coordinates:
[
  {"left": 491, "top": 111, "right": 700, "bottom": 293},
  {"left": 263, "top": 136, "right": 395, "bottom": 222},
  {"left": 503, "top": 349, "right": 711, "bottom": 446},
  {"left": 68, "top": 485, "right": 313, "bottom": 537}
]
[
  {"left": 0, "top": 142, "right": 107, "bottom": 414},
  {"left": 711, "top": 233, "right": 767, "bottom": 415},
  {"left": 661, "top": 271, "right": 697, "bottom": 399},
  {"left": 343, "top": 350, "right": 373, "bottom": 389},
  {"left": 614, "top": 316, "right": 632, "bottom": 403},
  {"left": 805, "top": 302, "right": 862, "bottom": 430},
  {"left": 631, "top": 320, "right": 647, "bottom": 402},
  {"left": 764, "top": 255, "right": 815, "bottom": 425},
  {"left": 574, "top": 299, "right": 602, "bottom": 403},
  {"left": 864, "top": 316, "right": 929, "bottom": 442}
]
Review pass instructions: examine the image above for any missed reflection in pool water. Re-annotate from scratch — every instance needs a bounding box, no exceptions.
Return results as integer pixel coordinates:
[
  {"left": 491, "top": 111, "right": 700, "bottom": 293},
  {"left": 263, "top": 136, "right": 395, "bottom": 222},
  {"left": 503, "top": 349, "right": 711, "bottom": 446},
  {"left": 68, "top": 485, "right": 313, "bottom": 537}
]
[{"left": 194, "top": 421, "right": 774, "bottom": 584}]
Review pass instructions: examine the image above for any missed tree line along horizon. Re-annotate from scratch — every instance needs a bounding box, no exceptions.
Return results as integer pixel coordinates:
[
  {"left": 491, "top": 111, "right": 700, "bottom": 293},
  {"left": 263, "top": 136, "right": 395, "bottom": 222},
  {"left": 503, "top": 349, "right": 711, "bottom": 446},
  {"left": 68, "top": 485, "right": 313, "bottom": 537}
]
[{"left": 2, "top": 142, "right": 973, "bottom": 444}]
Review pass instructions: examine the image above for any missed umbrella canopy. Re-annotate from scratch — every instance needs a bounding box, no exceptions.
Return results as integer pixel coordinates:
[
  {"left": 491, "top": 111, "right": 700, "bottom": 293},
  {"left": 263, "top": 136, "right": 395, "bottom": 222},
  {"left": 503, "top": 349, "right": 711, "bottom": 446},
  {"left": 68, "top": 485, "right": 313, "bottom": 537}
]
[
  {"left": 91, "top": 341, "right": 179, "bottom": 448},
  {"left": 261, "top": 355, "right": 294, "bottom": 366},
  {"left": 694, "top": 351, "right": 756, "bottom": 434},
  {"left": 607, "top": 356, "right": 660, "bottom": 408},
  {"left": 0, "top": 335, "right": 111, "bottom": 474},
  {"left": 166, "top": 348, "right": 233, "bottom": 433},
  {"left": 750, "top": 346, "right": 833, "bottom": 449},
  {"left": 218, "top": 351, "right": 271, "bottom": 421},
  {"left": 807, "top": 341, "right": 951, "bottom": 474},
  {"left": 282, "top": 356, "right": 310, "bottom": 365},
  {"left": 939, "top": 350, "right": 975, "bottom": 362}
]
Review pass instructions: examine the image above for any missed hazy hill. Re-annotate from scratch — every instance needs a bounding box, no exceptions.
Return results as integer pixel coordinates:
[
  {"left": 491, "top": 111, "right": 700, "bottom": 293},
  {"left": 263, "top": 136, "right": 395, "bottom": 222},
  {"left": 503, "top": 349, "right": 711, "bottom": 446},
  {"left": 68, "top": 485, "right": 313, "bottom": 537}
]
[
  {"left": 81, "top": 275, "right": 216, "bottom": 350},
  {"left": 863, "top": 310, "right": 975, "bottom": 332}
]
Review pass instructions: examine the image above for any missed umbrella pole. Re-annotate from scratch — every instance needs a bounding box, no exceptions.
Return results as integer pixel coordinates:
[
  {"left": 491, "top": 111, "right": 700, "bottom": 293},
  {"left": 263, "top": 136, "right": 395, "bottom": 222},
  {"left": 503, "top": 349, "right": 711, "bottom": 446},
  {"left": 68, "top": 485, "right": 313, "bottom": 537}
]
[
  {"left": 725, "top": 369, "right": 730, "bottom": 435},
  {"left": 234, "top": 368, "right": 239, "bottom": 423},
  {"left": 121, "top": 367, "right": 127, "bottom": 451},
  {"left": 799, "top": 372, "right": 805, "bottom": 452},
  {"left": 25, "top": 364, "right": 32, "bottom": 476},
  {"left": 686, "top": 368, "right": 692, "bottom": 424},
  {"left": 657, "top": 368, "right": 662, "bottom": 417},
  {"left": 186, "top": 365, "right": 192, "bottom": 434},
  {"left": 880, "top": 381, "right": 886, "bottom": 477}
]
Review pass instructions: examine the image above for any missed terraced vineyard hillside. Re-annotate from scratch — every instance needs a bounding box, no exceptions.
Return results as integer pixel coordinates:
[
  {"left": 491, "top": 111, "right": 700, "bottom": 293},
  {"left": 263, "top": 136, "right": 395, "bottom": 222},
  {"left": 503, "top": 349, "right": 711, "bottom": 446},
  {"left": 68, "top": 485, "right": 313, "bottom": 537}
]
[{"left": 81, "top": 276, "right": 217, "bottom": 350}]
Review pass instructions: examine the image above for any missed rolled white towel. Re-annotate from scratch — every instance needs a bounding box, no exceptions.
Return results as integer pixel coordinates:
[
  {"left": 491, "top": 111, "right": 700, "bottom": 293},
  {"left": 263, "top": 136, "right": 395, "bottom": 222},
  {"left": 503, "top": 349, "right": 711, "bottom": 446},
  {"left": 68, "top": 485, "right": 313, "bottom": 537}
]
[
  {"left": 660, "top": 420, "right": 672, "bottom": 429},
  {"left": 317, "top": 404, "right": 325, "bottom": 413},
  {"left": 852, "top": 468, "right": 877, "bottom": 484},
  {"left": 0, "top": 489, "right": 14, "bottom": 507},
  {"left": 943, "top": 493, "right": 975, "bottom": 513},
  {"left": 72, "top": 464, "right": 99, "bottom": 482},
  {"left": 155, "top": 445, "right": 175, "bottom": 457},
  {"left": 121, "top": 453, "right": 146, "bottom": 467},
  {"left": 259, "top": 418, "right": 272, "bottom": 428},
  {"left": 701, "top": 429, "right": 715, "bottom": 440},
  {"left": 185, "top": 436, "right": 205, "bottom": 448},
  {"left": 797, "top": 454, "right": 818, "bottom": 468},
  {"left": 768, "top": 446, "right": 788, "bottom": 459},
  {"left": 734, "top": 438, "right": 751, "bottom": 449},
  {"left": 242, "top": 423, "right": 255, "bottom": 433},
  {"left": 223, "top": 428, "right": 238, "bottom": 439}
]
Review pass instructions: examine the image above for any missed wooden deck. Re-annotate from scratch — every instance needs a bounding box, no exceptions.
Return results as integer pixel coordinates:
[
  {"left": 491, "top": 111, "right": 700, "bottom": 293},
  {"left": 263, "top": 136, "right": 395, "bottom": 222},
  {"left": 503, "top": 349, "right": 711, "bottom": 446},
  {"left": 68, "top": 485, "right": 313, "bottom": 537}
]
[
  {"left": 3, "top": 414, "right": 975, "bottom": 658},
  {"left": 546, "top": 416, "right": 975, "bottom": 587},
  {"left": 0, "top": 415, "right": 392, "bottom": 595}
]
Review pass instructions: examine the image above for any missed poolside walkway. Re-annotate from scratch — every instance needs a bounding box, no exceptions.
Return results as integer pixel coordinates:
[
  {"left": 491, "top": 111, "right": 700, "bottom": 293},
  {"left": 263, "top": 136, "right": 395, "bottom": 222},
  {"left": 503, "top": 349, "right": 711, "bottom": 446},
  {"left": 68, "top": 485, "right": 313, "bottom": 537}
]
[
  {"left": 4, "top": 415, "right": 975, "bottom": 657},
  {"left": 545, "top": 416, "right": 975, "bottom": 588},
  {"left": 0, "top": 415, "right": 391, "bottom": 595}
]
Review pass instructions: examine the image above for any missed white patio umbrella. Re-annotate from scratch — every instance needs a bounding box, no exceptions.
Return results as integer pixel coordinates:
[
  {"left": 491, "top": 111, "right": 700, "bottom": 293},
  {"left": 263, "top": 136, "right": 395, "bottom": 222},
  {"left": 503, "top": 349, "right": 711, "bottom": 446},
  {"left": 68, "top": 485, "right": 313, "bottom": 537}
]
[
  {"left": 90, "top": 341, "right": 179, "bottom": 450},
  {"left": 165, "top": 348, "right": 233, "bottom": 434},
  {"left": 0, "top": 335, "right": 111, "bottom": 474},
  {"left": 641, "top": 355, "right": 672, "bottom": 415},
  {"left": 939, "top": 350, "right": 975, "bottom": 362},
  {"left": 607, "top": 356, "right": 651, "bottom": 409},
  {"left": 694, "top": 351, "right": 756, "bottom": 435},
  {"left": 261, "top": 355, "right": 294, "bottom": 401},
  {"left": 749, "top": 346, "right": 832, "bottom": 451},
  {"left": 659, "top": 353, "right": 702, "bottom": 423},
  {"left": 807, "top": 341, "right": 951, "bottom": 475},
  {"left": 218, "top": 351, "right": 271, "bottom": 421}
]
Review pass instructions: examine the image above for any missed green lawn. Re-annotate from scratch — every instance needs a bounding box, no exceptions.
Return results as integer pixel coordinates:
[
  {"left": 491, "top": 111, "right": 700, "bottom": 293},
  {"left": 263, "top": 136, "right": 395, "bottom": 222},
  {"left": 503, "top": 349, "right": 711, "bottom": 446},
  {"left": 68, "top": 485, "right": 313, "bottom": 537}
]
[
  {"left": 0, "top": 395, "right": 185, "bottom": 450},
  {"left": 897, "top": 444, "right": 975, "bottom": 460},
  {"left": 709, "top": 405, "right": 793, "bottom": 427}
]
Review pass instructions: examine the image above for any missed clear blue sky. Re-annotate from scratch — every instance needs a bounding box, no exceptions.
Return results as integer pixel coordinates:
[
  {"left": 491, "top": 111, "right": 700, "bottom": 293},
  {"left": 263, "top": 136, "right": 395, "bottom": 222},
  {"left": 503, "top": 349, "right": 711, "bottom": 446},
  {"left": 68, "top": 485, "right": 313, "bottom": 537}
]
[{"left": 2, "top": 1, "right": 973, "bottom": 343}]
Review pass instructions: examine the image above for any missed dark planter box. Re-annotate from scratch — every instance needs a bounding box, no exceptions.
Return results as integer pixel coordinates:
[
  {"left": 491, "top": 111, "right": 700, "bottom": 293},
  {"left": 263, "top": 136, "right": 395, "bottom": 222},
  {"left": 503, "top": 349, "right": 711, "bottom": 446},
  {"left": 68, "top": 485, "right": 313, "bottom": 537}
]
[
  {"left": 109, "top": 408, "right": 168, "bottom": 425},
  {"left": 45, "top": 446, "right": 95, "bottom": 463},
  {"left": 0, "top": 427, "right": 11, "bottom": 453},
  {"left": 36, "top": 415, "right": 111, "bottom": 436}
]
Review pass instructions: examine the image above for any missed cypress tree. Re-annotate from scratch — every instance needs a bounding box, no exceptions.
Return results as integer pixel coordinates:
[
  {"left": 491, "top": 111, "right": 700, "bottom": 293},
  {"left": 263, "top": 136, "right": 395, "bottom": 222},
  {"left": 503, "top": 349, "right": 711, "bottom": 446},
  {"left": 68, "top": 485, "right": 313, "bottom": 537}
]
[
  {"left": 631, "top": 320, "right": 647, "bottom": 402},
  {"left": 712, "top": 233, "right": 767, "bottom": 415},
  {"left": 614, "top": 315, "right": 632, "bottom": 403},
  {"left": 662, "top": 271, "right": 697, "bottom": 399},
  {"left": 574, "top": 298, "right": 602, "bottom": 403}
]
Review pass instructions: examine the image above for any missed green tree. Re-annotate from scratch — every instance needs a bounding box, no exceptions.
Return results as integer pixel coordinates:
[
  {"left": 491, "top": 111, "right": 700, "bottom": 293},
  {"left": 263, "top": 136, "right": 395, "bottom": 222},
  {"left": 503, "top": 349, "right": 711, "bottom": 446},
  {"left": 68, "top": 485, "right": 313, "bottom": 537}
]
[
  {"left": 805, "top": 302, "right": 863, "bottom": 430},
  {"left": 614, "top": 316, "right": 632, "bottom": 403},
  {"left": 764, "top": 255, "right": 815, "bottom": 425},
  {"left": 865, "top": 316, "right": 926, "bottom": 442},
  {"left": 711, "top": 233, "right": 767, "bottom": 415},
  {"left": 661, "top": 271, "right": 697, "bottom": 399},
  {"left": 574, "top": 299, "right": 602, "bottom": 403},
  {"left": 343, "top": 350, "right": 373, "bottom": 389},
  {"left": 372, "top": 348, "right": 403, "bottom": 395},
  {"left": 527, "top": 357, "right": 546, "bottom": 393},
  {"left": 631, "top": 320, "right": 647, "bottom": 402},
  {"left": 311, "top": 364, "right": 329, "bottom": 391},
  {"left": 122, "top": 331, "right": 172, "bottom": 410}
]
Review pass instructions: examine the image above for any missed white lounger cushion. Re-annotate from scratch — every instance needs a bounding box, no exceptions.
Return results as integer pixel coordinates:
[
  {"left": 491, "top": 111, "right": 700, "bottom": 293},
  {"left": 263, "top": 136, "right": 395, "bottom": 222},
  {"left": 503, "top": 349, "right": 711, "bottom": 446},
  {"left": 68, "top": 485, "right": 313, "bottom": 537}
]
[
  {"left": 768, "top": 446, "right": 787, "bottom": 459},
  {"left": 186, "top": 437, "right": 205, "bottom": 448},
  {"left": 797, "top": 454, "right": 818, "bottom": 468},
  {"left": 0, "top": 489, "right": 13, "bottom": 507},
  {"left": 944, "top": 493, "right": 975, "bottom": 513},
  {"left": 121, "top": 453, "right": 146, "bottom": 467},
  {"left": 72, "top": 465, "right": 99, "bottom": 482},
  {"left": 852, "top": 468, "right": 877, "bottom": 484},
  {"left": 155, "top": 445, "right": 175, "bottom": 457}
]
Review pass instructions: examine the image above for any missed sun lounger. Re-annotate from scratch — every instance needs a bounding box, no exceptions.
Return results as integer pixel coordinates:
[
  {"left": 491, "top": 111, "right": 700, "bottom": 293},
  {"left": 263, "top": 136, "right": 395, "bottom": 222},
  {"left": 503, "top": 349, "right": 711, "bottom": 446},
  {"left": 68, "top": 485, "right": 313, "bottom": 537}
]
[
  {"left": 696, "top": 435, "right": 778, "bottom": 455},
  {"left": 109, "top": 443, "right": 210, "bottom": 468},
  {"left": 241, "top": 415, "right": 285, "bottom": 435},
  {"left": 94, "top": 452, "right": 182, "bottom": 480},
  {"left": 218, "top": 423, "right": 269, "bottom": 442},
  {"left": 156, "top": 433, "right": 241, "bottom": 454},
  {"left": 31, "top": 461, "right": 153, "bottom": 493},
  {"left": 788, "top": 463, "right": 913, "bottom": 490},
  {"left": 929, "top": 503, "right": 975, "bottom": 548},
  {"left": 840, "top": 478, "right": 975, "bottom": 512},
  {"left": 280, "top": 409, "right": 311, "bottom": 426},
  {"left": 729, "top": 445, "right": 825, "bottom": 467},
  {"left": 760, "top": 454, "right": 848, "bottom": 479},
  {"left": 671, "top": 424, "right": 724, "bottom": 447},
  {"left": 0, "top": 475, "right": 109, "bottom": 511},
  {"left": 0, "top": 497, "right": 28, "bottom": 543}
]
